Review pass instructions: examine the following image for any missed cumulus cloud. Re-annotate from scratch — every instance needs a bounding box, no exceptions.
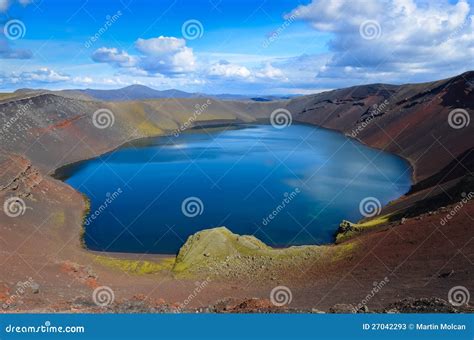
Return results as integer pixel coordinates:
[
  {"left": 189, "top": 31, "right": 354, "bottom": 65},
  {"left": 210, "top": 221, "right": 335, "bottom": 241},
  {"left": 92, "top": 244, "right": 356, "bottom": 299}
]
[
  {"left": 255, "top": 62, "right": 285, "bottom": 80},
  {"left": 91, "top": 47, "right": 136, "bottom": 68},
  {"left": 208, "top": 60, "right": 287, "bottom": 82},
  {"left": 135, "top": 36, "right": 196, "bottom": 75},
  {"left": 0, "top": 68, "right": 70, "bottom": 86},
  {"left": 208, "top": 60, "right": 252, "bottom": 79},
  {"left": 91, "top": 36, "right": 196, "bottom": 77},
  {"left": 16, "top": 68, "right": 70, "bottom": 83},
  {"left": 289, "top": 0, "right": 474, "bottom": 82}
]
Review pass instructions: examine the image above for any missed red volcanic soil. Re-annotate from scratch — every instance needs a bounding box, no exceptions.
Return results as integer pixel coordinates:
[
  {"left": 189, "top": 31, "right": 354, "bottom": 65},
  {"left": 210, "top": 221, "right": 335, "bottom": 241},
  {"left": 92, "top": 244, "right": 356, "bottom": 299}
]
[{"left": 0, "top": 72, "right": 473, "bottom": 313}]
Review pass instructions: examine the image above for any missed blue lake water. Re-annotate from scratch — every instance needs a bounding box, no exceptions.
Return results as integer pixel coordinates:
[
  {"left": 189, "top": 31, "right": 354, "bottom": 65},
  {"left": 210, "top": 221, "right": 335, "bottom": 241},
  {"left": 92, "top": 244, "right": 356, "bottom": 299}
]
[{"left": 61, "top": 124, "right": 412, "bottom": 254}]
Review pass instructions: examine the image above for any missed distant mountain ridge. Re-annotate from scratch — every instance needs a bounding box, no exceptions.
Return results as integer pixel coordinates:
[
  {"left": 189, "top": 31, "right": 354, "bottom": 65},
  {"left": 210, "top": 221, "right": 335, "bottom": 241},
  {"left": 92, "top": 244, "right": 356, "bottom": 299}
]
[
  {"left": 76, "top": 85, "right": 196, "bottom": 101},
  {"left": 14, "top": 85, "right": 293, "bottom": 102}
]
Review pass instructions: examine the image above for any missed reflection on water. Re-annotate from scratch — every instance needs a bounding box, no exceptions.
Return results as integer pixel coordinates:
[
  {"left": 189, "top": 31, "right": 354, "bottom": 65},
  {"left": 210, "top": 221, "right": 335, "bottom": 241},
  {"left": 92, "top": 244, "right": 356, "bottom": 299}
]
[{"left": 62, "top": 124, "right": 412, "bottom": 254}]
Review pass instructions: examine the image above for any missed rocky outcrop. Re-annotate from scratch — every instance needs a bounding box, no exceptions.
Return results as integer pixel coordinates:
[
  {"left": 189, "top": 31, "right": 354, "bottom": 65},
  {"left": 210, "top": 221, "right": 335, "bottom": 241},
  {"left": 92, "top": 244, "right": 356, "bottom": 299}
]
[
  {"left": 335, "top": 220, "right": 362, "bottom": 243},
  {"left": 172, "top": 227, "right": 333, "bottom": 279},
  {"left": 383, "top": 298, "right": 472, "bottom": 313}
]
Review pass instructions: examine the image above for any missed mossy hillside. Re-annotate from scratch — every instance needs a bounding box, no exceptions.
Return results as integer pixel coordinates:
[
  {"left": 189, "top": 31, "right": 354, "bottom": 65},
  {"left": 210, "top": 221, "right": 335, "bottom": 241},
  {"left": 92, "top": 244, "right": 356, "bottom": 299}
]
[
  {"left": 173, "top": 226, "right": 269, "bottom": 272},
  {"left": 172, "top": 227, "right": 354, "bottom": 278},
  {"left": 108, "top": 102, "right": 165, "bottom": 136}
]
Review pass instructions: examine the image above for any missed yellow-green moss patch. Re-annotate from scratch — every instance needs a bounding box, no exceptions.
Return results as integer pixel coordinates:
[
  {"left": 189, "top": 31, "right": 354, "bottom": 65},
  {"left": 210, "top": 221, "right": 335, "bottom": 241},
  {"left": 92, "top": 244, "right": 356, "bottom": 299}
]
[
  {"left": 93, "top": 255, "right": 175, "bottom": 275},
  {"left": 336, "top": 214, "right": 392, "bottom": 243}
]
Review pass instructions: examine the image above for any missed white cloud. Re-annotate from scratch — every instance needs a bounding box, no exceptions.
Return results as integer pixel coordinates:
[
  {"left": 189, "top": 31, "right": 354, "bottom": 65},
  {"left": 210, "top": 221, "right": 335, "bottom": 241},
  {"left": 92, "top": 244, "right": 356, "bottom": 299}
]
[
  {"left": 91, "top": 47, "right": 136, "bottom": 68},
  {"left": 0, "top": 68, "right": 70, "bottom": 86},
  {"left": 289, "top": 0, "right": 474, "bottom": 82},
  {"left": 208, "top": 60, "right": 252, "bottom": 78},
  {"left": 92, "top": 36, "right": 196, "bottom": 77},
  {"left": 135, "top": 36, "right": 196, "bottom": 75},
  {"left": 72, "top": 76, "right": 94, "bottom": 84},
  {"left": 83, "top": 1, "right": 473, "bottom": 95},
  {"left": 19, "top": 68, "right": 70, "bottom": 82},
  {"left": 255, "top": 62, "right": 285, "bottom": 80},
  {"left": 135, "top": 36, "right": 186, "bottom": 55}
]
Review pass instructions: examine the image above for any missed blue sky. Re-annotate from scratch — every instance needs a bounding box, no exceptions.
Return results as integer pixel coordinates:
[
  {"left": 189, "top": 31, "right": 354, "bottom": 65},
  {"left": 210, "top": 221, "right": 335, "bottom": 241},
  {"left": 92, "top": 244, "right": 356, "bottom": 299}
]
[{"left": 1, "top": 0, "right": 473, "bottom": 94}]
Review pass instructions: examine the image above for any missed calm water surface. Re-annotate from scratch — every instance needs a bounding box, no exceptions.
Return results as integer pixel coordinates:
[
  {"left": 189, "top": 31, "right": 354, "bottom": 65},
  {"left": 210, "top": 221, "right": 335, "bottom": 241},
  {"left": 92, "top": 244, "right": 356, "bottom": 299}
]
[{"left": 61, "top": 124, "right": 411, "bottom": 254}]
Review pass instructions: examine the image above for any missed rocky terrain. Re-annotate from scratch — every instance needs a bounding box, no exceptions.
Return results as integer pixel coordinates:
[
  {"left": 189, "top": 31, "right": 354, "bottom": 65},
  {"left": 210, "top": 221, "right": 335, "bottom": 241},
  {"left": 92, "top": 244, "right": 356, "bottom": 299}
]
[{"left": 0, "top": 71, "right": 473, "bottom": 313}]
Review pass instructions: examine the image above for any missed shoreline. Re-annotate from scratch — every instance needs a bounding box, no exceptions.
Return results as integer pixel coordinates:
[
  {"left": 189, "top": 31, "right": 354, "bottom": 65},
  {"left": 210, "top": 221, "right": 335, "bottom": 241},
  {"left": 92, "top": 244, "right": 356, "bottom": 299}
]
[{"left": 51, "top": 120, "right": 415, "bottom": 258}]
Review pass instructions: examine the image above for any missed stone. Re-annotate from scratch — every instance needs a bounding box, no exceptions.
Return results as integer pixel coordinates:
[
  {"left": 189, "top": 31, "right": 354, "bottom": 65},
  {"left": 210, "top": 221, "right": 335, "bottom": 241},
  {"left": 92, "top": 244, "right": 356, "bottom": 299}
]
[{"left": 30, "top": 283, "right": 40, "bottom": 294}]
